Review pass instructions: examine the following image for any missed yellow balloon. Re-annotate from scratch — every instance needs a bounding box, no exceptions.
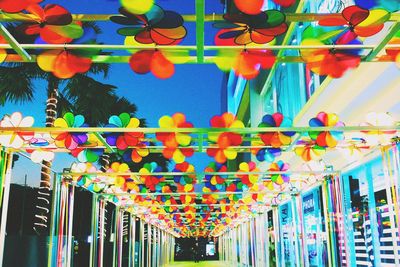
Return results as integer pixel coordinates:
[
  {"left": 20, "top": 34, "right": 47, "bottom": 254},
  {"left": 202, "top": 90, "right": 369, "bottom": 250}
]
[{"left": 120, "top": 0, "right": 154, "bottom": 15}]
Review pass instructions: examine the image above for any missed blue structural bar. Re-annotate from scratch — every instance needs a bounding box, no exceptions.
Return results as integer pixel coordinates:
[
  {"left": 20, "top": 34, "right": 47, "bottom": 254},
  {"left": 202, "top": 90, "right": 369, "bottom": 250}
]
[{"left": 340, "top": 174, "right": 356, "bottom": 266}]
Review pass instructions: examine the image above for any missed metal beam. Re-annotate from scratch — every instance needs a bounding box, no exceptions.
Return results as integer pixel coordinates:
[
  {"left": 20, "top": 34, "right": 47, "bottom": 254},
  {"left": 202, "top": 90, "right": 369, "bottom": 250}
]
[
  {"left": 366, "top": 22, "right": 400, "bottom": 61},
  {"left": 0, "top": 23, "right": 32, "bottom": 62},
  {"left": 195, "top": 0, "right": 205, "bottom": 63}
]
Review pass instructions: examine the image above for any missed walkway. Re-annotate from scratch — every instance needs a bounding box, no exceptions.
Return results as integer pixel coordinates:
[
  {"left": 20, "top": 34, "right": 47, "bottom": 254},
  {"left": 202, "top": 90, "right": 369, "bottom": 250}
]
[{"left": 166, "top": 261, "right": 230, "bottom": 267}]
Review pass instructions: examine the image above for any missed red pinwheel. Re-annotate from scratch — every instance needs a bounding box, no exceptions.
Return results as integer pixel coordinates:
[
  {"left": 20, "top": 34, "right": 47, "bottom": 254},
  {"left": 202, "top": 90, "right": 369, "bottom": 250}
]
[
  {"left": 294, "top": 140, "right": 325, "bottom": 162},
  {"left": 319, "top": 5, "right": 390, "bottom": 43},
  {"left": 233, "top": 0, "right": 296, "bottom": 15},
  {"left": 36, "top": 23, "right": 100, "bottom": 79},
  {"left": 19, "top": 4, "right": 83, "bottom": 44},
  {"left": 0, "top": 0, "right": 41, "bottom": 13},
  {"left": 129, "top": 50, "right": 175, "bottom": 79},
  {"left": 111, "top": 5, "right": 186, "bottom": 45},
  {"left": 156, "top": 113, "right": 194, "bottom": 163},
  {"left": 259, "top": 113, "right": 295, "bottom": 148},
  {"left": 173, "top": 162, "right": 196, "bottom": 193},
  {"left": 207, "top": 113, "right": 244, "bottom": 163},
  {"left": 139, "top": 162, "right": 165, "bottom": 192},
  {"left": 215, "top": 49, "right": 276, "bottom": 80},
  {"left": 214, "top": 10, "right": 287, "bottom": 45},
  {"left": 308, "top": 112, "right": 345, "bottom": 148},
  {"left": 300, "top": 26, "right": 362, "bottom": 78}
]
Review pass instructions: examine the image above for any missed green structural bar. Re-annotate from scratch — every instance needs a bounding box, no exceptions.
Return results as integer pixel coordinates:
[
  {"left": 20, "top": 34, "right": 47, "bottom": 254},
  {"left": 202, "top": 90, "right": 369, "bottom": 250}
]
[{"left": 195, "top": 0, "right": 205, "bottom": 63}]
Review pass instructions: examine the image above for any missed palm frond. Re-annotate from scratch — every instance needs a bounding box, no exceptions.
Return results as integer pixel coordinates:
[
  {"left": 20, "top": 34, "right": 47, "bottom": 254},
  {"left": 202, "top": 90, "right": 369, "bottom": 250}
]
[{"left": 0, "top": 66, "right": 35, "bottom": 105}]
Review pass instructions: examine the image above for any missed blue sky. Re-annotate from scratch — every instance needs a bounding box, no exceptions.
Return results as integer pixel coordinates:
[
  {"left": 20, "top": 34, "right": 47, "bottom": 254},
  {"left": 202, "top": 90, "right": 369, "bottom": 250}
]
[{"left": 1, "top": 0, "right": 227, "bottom": 186}]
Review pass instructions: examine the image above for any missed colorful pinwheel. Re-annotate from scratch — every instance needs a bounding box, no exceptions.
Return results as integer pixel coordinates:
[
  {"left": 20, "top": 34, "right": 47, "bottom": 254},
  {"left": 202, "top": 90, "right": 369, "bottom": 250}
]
[
  {"left": 355, "top": 0, "right": 399, "bottom": 12},
  {"left": 71, "top": 148, "right": 103, "bottom": 163},
  {"left": 156, "top": 113, "right": 194, "bottom": 163},
  {"left": 139, "top": 162, "right": 165, "bottom": 192},
  {"left": 319, "top": 5, "right": 390, "bottom": 43},
  {"left": 111, "top": 5, "right": 186, "bottom": 45},
  {"left": 251, "top": 141, "right": 281, "bottom": 162},
  {"left": 0, "top": 0, "right": 41, "bottom": 13},
  {"left": 272, "top": 0, "right": 296, "bottom": 8},
  {"left": 308, "top": 112, "right": 344, "bottom": 148},
  {"left": 173, "top": 162, "right": 196, "bottom": 192},
  {"left": 19, "top": 4, "right": 83, "bottom": 44},
  {"left": 204, "top": 162, "right": 227, "bottom": 192},
  {"left": 107, "top": 162, "right": 134, "bottom": 191},
  {"left": 36, "top": 24, "right": 99, "bottom": 79},
  {"left": 233, "top": 0, "right": 296, "bottom": 13},
  {"left": 259, "top": 113, "right": 295, "bottom": 148},
  {"left": 51, "top": 112, "right": 88, "bottom": 150},
  {"left": 129, "top": 50, "right": 174, "bottom": 79},
  {"left": 0, "top": 112, "right": 34, "bottom": 149},
  {"left": 207, "top": 113, "right": 244, "bottom": 163},
  {"left": 120, "top": 0, "right": 154, "bottom": 15},
  {"left": 300, "top": 26, "right": 362, "bottom": 78},
  {"left": 294, "top": 140, "right": 326, "bottom": 162},
  {"left": 215, "top": 49, "right": 276, "bottom": 80},
  {"left": 268, "top": 160, "right": 290, "bottom": 186},
  {"left": 214, "top": 10, "right": 287, "bottom": 45},
  {"left": 236, "top": 161, "right": 260, "bottom": 188}
]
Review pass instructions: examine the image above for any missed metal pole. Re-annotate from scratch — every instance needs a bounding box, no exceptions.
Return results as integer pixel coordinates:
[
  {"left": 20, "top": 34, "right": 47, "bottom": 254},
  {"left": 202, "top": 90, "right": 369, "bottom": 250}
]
[
  {"left": 98, "top": 199, "right": 105, "bottom": 267},
  {"left": 141, "top": 220, "right": 144, "bottom": 267},
  {"left": 66, "top": 184, "right": 75, "bottom": 267},
  {"left": 89, "top": 194, "right": 99, "bottom": 267},
  {"left": 0, "top": 152, "right": 13, "bottom": 266},
  {"left": 48, "top": 173, "right": 61, "bottom": 267}
]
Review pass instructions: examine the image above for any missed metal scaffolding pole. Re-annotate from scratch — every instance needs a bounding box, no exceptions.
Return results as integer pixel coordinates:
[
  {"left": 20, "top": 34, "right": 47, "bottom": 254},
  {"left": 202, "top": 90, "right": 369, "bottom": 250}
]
[
  {"left": 48, "top": 173, "right": 61, "bottom": 267},
  {"left": 0, "top": 152, "right": 13, "bottom": 266},
  {"left": 89, "top": 194, "right": 100, "bottom": 267},
  {"left": 66, "top": 184, "right": 75, "bottom": 267},
  {"left": 98, "top": 198, "right": 106, "bottom": 267}
]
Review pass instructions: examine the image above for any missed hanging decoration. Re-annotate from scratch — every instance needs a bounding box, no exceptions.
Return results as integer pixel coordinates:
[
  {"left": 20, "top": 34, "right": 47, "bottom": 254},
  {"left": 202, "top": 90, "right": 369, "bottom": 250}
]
[
  {"left": 139, "top": 162, "right": 165, "bottom": 192},
  {"left": 308, "top": 112, "right": 345, "bottom": 148},
  {"left": 173, "top": 162, "right": 196, "bottom": 192},
  {"left": 51, "top": 112, "right": 88, "bottom": 150},
  {"left": 355, "top": 0, "right": 399, "bottom": 12},
  {"left": 120, "top": 0, "right": 154, "bottom": 15},
  {"left": 107, "top": 161, "right": 135, "bottom": 191},
  {"left": 18, "top": 4, "right": 83, "bottom": 44},
  {"left": 214, "top": 10, "right": 287, "bottom": 45},
  {"left": 156, "top": 113, "right": 194, "bottom": 163},
  {"left": 207, "top": 112, "right": 244, "bottom": 163},
  {"left": 251, "top": 141, "right": 281, "bottom": 162},
  {"left": 0, "top": 0, "right": 42, "bottom": 13},
  {"left": 258, "top": 113, "right": 295, "bottom": 148},
  {"left": 319, "top": 5, "right": 390, "bottom": 43},
  {"left": 215, "top": 49, "right": 276, "bottom": 80},
  {"left": 203, "top": 162, "right": 227, "bottom": 192},
  {"left": 300, "top": 25, "right": 362, "bottom": 78},
  {"left": 129, "top": 49, "right": 175, "bottom": 79},
  {"left": 294, "top": 140, "right": 326, "bottom": 162},
  {"left": 0, "top": 112, "right": 34, "bottom": 149},
  {"left": 111, "top": 4, "right": 187, "bottom": 45},
  {"left": 360, "top": 112, "right": 397, "bottom": 145},
  {"left": 0, "top": 36, "right": 8, "bottom": 64},
  {"left": 236, "top": 161, "right": 260, "bottom": 188},
  {"left": 36, "top": 24, "right": 99, "bottom": 79},
  {"left": 268, "top": 160, "right": 290, "bottom": 186}
]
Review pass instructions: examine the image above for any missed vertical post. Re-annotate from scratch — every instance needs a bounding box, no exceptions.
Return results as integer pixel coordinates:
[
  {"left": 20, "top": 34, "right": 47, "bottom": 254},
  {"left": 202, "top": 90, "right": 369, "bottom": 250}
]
[
  {"left": 340, "top": 173, "right": 356, "bottom": 266},
  {"left": 0, "top": 152, "right": 12, "bottom": 266},
  {"left": 147, "top": 224, "right": 151, "bottom": 267},
  {"left": 89, "top": 194, "right": 99, "bottom": 267},
  {"left": 290, "top": 196, "right": 301, "bottom": 267},
  {"left": 322, "top": 178, "right": 337, "bottom": 267},
  {"left": 66, "top": 184, "right": 75, "bottom": 267},
  {"left": 128, "top": 215, "right": 135, "bottom": 267},
  {"left": 48, "top": 173, "right": 61, "bottom": 267},
  {"left": 98, "top": 198, "right": 105, "bottom": 267},
  {"left": 141, "top": 221, "right": 144, "bottom": 267},
  {"left": 365, "top": 166, "right": 382, "bottom": 265},
  {"left": 117, "top": 209, "right": 123, "bottom": 267},
  {"left": 272, "top": 207, "right": 280, "bottom": 267}
]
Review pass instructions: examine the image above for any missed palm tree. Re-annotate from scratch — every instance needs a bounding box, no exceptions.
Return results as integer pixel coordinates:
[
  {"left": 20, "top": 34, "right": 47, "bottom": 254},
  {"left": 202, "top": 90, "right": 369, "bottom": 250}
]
[{"left": 0, "top": 22, "right": 112, "bottom": 235}]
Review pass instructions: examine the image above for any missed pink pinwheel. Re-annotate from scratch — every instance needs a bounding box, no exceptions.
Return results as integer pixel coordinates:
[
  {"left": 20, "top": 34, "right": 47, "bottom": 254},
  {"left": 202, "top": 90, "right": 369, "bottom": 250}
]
[{"left": 51, "top": 112, "right": 88, "bottom": 150}]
